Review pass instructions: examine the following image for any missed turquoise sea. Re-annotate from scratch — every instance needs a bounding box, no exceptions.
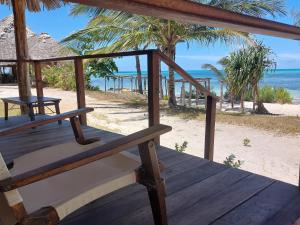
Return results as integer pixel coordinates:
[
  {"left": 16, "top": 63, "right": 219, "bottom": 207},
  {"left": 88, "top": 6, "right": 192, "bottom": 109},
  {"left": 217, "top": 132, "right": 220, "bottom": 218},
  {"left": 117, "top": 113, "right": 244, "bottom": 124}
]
[{"left": 92, "top": 69, "right": 300, "bottom": 102}]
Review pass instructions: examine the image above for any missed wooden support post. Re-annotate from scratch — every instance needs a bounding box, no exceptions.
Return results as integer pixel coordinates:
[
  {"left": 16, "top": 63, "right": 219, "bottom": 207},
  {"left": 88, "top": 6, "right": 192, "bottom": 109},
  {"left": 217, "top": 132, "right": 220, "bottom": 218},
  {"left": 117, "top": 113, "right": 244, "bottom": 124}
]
[
  {"left": 138, "top": 141, "right": 168, "bottom": 225},
  {"left": 130, "top": 76, "right": 133, "bottom": 92},
  {"left": 220, "top": 81, "right": 223, "bottom": 110},
  {"left": 113, "top": 78, "right": 116, "bottom": 93},
  {"left": 135, "top": 77, "right": 138, "bottom": 92},
  {"left": 196, "top": 90, "right": 199, "bottom": 105},
  {"left": 12, "top": 0, "right": 31, "bottom": 113},
  {"left": 148, "top": 51, "right": 160, "bottom": 144},
  {"left": 74, "top": 58, "right": 87, "bottom": 125},
  {"left": 204, "top": 95, "right": 217, "bottom": 161},
  {"left": 188, "top": 83, "right": 192, "bottom": 107},
  {"left": 182, "top": 82, "right": 186, "bottom": 106},
  {"left": 164, "top": 77, "right": 168, "bottom": 98},
  {"left": 144, "top": 77, "right": 147, "bottom": 93},
  {"left": 159, "top": 75, "right": 164, "bottom": 99},
  {"left": 34, "top": 61, "right": 45, "bottom": 114}
]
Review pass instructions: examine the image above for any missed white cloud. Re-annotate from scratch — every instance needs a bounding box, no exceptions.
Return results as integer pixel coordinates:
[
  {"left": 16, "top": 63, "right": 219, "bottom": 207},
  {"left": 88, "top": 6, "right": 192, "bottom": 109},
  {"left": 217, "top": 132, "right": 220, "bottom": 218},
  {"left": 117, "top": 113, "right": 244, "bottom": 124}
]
[{"left": 176, "top": 55, "right": 225, "bottom": 61}]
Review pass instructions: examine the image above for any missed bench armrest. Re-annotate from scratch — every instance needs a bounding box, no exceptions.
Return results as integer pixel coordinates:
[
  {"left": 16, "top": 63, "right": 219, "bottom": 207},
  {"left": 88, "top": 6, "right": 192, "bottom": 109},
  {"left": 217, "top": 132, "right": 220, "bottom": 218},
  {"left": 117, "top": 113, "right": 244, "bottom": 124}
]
[
  {"left": 0, "top": 108, "right": 93, "bottom": 137},
  {"left": 0, "top": 124, "right": 172, "bottom": 192}
]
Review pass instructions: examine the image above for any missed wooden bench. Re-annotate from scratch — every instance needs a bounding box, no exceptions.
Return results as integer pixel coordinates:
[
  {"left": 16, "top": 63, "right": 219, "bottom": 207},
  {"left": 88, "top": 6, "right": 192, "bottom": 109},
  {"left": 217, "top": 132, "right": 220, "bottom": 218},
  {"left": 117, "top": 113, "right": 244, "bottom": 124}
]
[
  {"left": 0, "top": 108, "right": 100, "bottom": 145},
  {"left": 0, "top": 124, "right": 172, "bottom": 225}
]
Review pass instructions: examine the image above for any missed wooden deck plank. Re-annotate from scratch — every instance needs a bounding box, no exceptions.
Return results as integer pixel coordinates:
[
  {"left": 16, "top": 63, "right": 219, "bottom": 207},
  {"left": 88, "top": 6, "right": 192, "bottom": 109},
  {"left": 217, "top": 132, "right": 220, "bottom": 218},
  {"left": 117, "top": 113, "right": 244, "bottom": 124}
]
[
  {"left": 264, "top": 194, "right": 300, "bottom": 225},
  {"left": 211, "top": 181, "right": 300, "bottom": 225},
  {"left": 0, "top": 117, "right": 299, "bottom": 225},
  {"left": 170, "top": 174, "right": 274, "bottom": 225},
  {"left": 108, "top": 168, "right": 251, "bottom": 225}
]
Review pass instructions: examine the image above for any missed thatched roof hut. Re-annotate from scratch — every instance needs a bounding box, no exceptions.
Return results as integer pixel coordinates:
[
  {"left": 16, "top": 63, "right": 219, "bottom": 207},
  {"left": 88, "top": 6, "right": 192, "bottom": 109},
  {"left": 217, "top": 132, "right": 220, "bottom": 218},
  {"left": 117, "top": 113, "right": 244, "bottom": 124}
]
[{"left": 0, "top": 15, "right": 73, "bottom": 65}]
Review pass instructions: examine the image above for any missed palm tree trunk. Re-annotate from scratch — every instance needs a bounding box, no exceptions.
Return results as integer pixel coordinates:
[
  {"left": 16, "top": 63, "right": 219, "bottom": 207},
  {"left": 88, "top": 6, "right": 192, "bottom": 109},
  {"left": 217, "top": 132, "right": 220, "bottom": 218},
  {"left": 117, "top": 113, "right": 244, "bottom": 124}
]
[
  {"left": 240, "top": 90, "right": 245, "bottom": 113},
  {"left": 230, "top": 92, "right": 234, "bottom": 109},
  {"left": 135, "top": 55, "right": 143, "bottom": 94},
  {"left": 252, "top": 87, "right": 256, "bottom": 111},
  {"left": 255, "top": 84, "right": 270, "bottom": 114},
  {"left": 166, "top": 45, "right": 176, "bottom": 107},
  {"left": 159, "top": 62, "right": 164, "bottom": 99}
]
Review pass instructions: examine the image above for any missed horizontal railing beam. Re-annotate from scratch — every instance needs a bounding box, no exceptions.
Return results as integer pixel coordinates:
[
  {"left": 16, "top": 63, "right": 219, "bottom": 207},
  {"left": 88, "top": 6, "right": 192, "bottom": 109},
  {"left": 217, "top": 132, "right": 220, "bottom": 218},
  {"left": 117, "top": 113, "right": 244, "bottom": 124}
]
[
  {"left": 158, "top": 52, "right": 218, "bottom": 99},
  {"left": 65, "top": 0, "right": 300, "bottom": 40}
]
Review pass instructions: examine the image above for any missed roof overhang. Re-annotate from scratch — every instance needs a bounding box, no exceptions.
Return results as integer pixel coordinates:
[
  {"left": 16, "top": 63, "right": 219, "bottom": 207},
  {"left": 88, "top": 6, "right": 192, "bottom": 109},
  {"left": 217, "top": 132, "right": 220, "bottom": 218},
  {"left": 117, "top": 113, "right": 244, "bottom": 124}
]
[{"left": 65, "top": 0, "right": 300, "bottom": 40}]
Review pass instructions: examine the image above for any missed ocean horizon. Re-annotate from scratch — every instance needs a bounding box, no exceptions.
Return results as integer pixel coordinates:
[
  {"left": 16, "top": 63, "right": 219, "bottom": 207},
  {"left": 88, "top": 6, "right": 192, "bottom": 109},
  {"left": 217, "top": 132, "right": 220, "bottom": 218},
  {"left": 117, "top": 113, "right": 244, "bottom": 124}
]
[{"left": 92, "top": 68, "right": 300, "bottom": 101}]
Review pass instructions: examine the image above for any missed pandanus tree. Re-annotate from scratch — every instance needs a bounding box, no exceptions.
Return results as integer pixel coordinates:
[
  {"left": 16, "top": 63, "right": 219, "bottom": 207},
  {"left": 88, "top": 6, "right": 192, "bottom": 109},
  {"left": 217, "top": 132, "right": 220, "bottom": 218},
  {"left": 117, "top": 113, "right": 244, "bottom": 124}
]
[
  {"left": 222, "top": 42, "right": 276, "bottom": 113},
  {"left": 63, "top": 0, "right": 285, "bottom": 107},
  {"left": 203, "top": 41, "right": 275, "bottom": 113}
]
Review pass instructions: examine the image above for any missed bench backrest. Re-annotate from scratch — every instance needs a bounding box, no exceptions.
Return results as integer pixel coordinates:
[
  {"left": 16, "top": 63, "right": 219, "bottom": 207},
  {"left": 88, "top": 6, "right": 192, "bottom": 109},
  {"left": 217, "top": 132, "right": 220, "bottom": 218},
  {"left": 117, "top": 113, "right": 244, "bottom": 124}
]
[{"left": 0, "top": 108, "right": 93, "bottom": 137}]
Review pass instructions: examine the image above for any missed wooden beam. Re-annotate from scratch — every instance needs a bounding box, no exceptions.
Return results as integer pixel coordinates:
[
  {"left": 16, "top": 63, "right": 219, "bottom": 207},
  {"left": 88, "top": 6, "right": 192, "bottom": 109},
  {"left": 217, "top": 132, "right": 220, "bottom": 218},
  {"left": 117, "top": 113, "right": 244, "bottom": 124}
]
[
  {"left": 74, "top": 58, "right": 87, "bottom": 125},
  {"left": 159, "top": 52, "right": 217, "bottom": 99},
  {"left": 66, "top": 0, "right": 300, "bottom": 40},
  {"left": 11, "top": 0, "right": 31, "bottom": 109},
  {"left": 204, "top": 95, "right": 216, "bottom": 161},
  {"left": 33, "top": 61, "right": 45, "bottom": 114},
  {"left": 147, "top": 51, "right": 160, "bottom": 143},
  {"left": 0, "top": 108, "right": 94, "bottom": 137}
]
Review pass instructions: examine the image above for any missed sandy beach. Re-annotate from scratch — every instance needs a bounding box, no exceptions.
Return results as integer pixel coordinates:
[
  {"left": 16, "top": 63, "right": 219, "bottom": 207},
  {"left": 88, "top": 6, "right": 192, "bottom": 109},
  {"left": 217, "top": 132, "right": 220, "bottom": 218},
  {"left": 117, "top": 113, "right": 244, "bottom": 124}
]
[{"left": 1, "top": 85, "right": 300, "bottom": 185}]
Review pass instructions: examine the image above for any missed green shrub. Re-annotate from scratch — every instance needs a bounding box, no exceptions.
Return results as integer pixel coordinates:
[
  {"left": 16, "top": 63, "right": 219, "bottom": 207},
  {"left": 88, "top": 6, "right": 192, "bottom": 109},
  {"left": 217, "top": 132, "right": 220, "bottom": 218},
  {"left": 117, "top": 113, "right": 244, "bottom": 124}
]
[
  {"left": 257, "top": 86, "right": 293, "bottom": 104},
  {"left": 274, "top": 87, "right": 293, "bottom": 104},
  {"left": 223, "top": 154, "right": 243, "bottom": 168},
  {"left": 42, "top": 63, "right": 76, "bottom": 91},
  {"left": 259, "top": 86, "right": 276, "bottom": 103},
  {"left": 175, "top": 141, "right": 188, "bottom": 153},
  {"left": 244, "top": 90, "right": 253, "bottom": 101},
  {"left": 243, "top": 138, "right": 251, "bottom": 147}
]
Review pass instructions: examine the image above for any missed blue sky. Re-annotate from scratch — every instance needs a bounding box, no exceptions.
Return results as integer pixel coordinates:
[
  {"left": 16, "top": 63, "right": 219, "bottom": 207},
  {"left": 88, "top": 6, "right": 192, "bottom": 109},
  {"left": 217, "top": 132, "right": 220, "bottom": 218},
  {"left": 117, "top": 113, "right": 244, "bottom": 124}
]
[{"left": 1, "top": 1, "right": 300, "bottom": 70}]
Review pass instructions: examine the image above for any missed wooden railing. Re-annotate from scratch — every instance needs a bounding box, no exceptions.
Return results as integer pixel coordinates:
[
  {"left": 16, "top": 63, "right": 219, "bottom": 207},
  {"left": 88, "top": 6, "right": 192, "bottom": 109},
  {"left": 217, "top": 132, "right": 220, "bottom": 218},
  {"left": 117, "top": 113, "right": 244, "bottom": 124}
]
[{"left": 0, "top": 49, "right": 217, "bottom": 160}]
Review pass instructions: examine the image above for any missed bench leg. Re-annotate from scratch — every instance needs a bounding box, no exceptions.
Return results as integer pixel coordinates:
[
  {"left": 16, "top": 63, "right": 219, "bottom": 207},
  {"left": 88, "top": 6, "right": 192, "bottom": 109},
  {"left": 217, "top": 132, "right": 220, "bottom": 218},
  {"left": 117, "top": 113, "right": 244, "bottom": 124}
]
[
  {"left": 70, "top": 116, "right": 100, "bottom": 145},
  {"left": 28, "top": 104, "right": 35, "bottom": 121},
  {"left": 54, "top": 102, "right": 62, "bottom": 125},
  {"left": 4, "top": 102, "right": 8, "bottom": 120},
  {"left": 138, "top": 141, "right": 168, "bottom": 225}
]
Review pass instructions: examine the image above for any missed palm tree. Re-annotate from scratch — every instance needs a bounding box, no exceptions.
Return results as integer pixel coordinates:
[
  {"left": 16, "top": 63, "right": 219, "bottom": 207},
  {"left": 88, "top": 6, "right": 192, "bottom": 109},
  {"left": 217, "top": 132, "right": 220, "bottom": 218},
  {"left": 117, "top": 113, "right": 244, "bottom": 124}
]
[
  {"left": 63, "top": 0, "right": 285, "bottom": 106},
  {"left": 0, "top": 0, "right": 64, "bottom": 11}
]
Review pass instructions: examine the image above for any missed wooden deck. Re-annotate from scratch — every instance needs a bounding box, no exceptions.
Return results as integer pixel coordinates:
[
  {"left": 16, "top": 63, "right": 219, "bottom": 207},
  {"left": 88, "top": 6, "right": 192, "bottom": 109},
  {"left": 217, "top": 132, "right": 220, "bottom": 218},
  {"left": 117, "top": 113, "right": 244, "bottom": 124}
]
[{"left": 1, "top": 116, "right": 300, "bottom": 225}]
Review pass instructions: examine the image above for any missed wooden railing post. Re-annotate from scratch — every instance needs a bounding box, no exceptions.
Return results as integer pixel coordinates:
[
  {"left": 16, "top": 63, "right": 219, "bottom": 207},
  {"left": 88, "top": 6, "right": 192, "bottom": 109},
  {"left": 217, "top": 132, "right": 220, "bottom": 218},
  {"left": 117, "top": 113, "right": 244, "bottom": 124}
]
[
  {"left": 74, "top": 58, "right": 87, "bottom": 125},
  {"left": 34, "top": 61, "right": 45, "bottom": 114},
  {"left": 204, "top": 95, "right": 217, "bottom": 160},
  {"left": 148, "top": 51, "right": 160, "bottom": 144}
]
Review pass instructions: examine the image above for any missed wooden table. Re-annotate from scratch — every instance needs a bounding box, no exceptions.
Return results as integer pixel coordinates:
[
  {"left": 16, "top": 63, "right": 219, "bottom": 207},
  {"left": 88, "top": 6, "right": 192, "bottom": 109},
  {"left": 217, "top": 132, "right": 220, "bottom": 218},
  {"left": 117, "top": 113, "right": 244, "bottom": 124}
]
[{"left": 1, "top": 96, "right": 61, "bottom": 122}]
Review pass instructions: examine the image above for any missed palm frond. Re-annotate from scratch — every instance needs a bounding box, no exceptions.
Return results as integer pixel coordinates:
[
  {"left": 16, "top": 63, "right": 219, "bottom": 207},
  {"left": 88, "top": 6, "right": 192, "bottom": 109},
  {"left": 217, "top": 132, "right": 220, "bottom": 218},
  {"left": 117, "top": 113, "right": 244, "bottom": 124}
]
[{"left": 0, "top": 0, "right": 65, "bottom": 12}]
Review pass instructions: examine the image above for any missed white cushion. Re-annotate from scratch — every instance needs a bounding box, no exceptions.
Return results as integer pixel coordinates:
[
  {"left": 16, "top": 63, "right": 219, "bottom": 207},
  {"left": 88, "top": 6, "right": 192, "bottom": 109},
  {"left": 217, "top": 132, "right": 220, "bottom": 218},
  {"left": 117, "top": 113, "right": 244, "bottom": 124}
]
[{"left": 10, "top": 141, "right": 140, "bottom": 219}]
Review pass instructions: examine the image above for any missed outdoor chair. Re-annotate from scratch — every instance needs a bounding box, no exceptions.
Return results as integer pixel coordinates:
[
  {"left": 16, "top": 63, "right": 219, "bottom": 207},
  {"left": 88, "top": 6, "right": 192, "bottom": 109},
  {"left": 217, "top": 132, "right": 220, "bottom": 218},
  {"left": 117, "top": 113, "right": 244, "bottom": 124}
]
[{"left": 0, "top": 111, "right": 171, "bottom": 225}]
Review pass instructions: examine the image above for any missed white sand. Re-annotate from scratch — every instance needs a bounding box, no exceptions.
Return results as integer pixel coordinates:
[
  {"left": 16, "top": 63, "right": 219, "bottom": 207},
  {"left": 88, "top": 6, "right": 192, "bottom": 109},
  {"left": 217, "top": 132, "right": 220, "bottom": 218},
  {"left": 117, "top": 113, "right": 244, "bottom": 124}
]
[{"left": 1, "top": 85, "right": 300, "bottom": 185}]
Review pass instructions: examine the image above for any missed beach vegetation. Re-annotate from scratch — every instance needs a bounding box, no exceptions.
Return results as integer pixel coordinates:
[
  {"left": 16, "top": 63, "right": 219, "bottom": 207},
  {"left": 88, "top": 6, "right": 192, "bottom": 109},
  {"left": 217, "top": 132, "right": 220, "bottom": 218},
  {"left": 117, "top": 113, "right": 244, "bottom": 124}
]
[
  {"left": 204, "top": 42, "right": 276, "bottom": 113},
  {"left": 274, "top": 87, "right": 293, "bottom": 104},
  {"left": 42, "top": 63, "right": 76, "bottom": 91},
  {"left": 223, "top": 154, "right": 244, "bottom": 168},
  {"left": 175, "top": 141, "right": 188, "bottom": 153},
  {"left": 65, "top": 33, "right": 119, "bottom": 89},
  {"left": 243, "top": 138, "right": 251, "bottom": 147},
  {"left": 259, "top": 86, "right": 276, "bottom": 103},
  {"left": 62, "top": 0, "right": 285, "bottom": 108}
]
